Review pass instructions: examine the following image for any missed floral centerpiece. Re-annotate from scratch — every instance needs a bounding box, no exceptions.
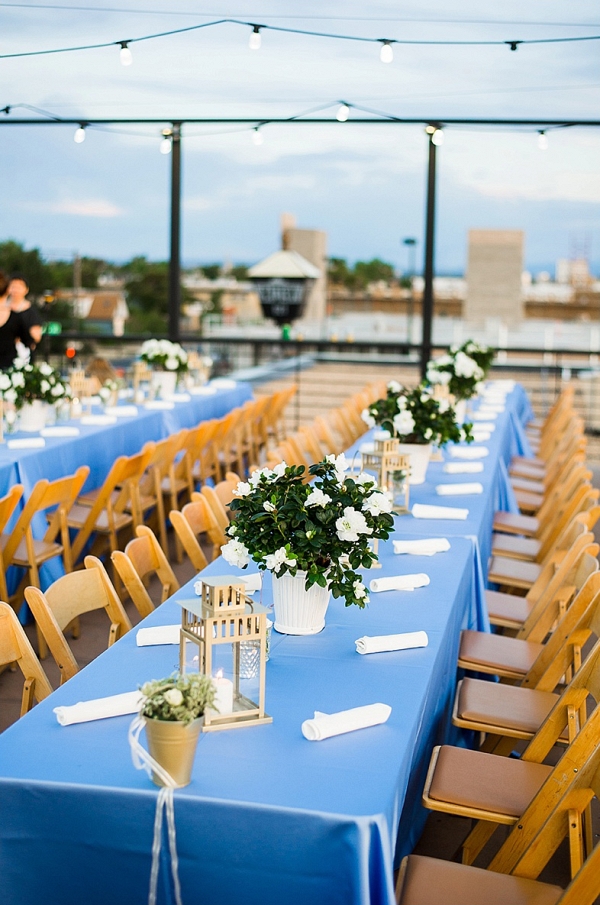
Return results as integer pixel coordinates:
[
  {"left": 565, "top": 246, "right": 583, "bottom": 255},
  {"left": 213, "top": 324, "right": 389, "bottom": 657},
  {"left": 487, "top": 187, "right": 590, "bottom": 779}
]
[
  {"left": 139, "top": 339, "right": 189, "bottom": 374},
  {"left": 222, "top": 456, "right": 395, "bottom": 632},
  {"left": 98, "top": 378, "right": 120, "bottom": 405},
  {"left": 0, "top": 359, "right": 69, "bottom": 410},
  {"left": 426, "top": 341, "right": 494, "bottom": 400},
  {"left": 362, "top": 381, "right": 472, "bottom": 447}
]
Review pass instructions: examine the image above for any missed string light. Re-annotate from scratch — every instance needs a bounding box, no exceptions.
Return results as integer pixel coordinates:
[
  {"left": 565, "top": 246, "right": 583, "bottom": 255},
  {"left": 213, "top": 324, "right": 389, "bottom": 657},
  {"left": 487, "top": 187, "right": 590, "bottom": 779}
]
[
  {"left": 431, "top": 128, "right": 444, "bottom": 146},
  {"left": 252, "top": 126, "right": 263, "bottom": 145},
  {"left": 160, "top": 128, "right": 172, "bottom": 154},
  {"left": 538, "top": 130, "right": 548, "bottom": 150},
  {"left": 119, "top": 41, "right": 133, "bottom": 66},
  {"left": 249, "top": 25, "right": 261, "bottom": 50},
  {"left": 379, "top": 40, "right": 394, "bottom": 63},
  {"left": 336, "top": 102, "right": 350, "bottom": 123},
  {"left": 73, "top": 124, "right": 86, "bottom": 143}
]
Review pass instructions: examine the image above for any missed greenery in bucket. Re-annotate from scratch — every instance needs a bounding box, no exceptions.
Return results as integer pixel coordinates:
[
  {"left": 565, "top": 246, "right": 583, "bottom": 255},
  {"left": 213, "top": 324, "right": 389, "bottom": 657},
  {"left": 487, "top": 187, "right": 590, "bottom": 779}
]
[
  {"left": 140, "top": 673, "right": 216, "bottom": 725},
  {"left": 362, "top": 381, "right": 473, "bottom": 446},
  {"left": 426, "top": 341, "right": 494, "bottom": 400},
  {"left": 222, "top": 457, "right": 395, "bottom": 609},
  {"left": 139, "top": 339, "right": 189, "bottom": 374},
  {"left": 0, "top": 358, "right": 69, "bottom": 410}
]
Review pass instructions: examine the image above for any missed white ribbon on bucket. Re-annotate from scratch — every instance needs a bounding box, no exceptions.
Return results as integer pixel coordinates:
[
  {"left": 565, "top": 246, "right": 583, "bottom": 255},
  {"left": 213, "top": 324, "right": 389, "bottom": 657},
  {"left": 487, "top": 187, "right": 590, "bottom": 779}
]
[{"left": 129, "top": 715, "right": 184, "bottom": 905}]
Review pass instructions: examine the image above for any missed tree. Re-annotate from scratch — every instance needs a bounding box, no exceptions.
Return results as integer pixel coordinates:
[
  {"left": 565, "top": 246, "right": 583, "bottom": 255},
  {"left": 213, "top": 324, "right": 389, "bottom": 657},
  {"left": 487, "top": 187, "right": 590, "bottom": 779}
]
[
  {"left": 229, "top": 264, "right": 249, "bottom": 281},
  {"left": 353, "top": 258, "right": 396, "bottom": 289},
  {"left": 201, "top": 263, "right": 221, "bottom": 280},
  {"left": 0, "top": 240, "right": 49, "bottom": 295},
  {"left": 328, "top": 257, "right": 352, "bottom": 287}
]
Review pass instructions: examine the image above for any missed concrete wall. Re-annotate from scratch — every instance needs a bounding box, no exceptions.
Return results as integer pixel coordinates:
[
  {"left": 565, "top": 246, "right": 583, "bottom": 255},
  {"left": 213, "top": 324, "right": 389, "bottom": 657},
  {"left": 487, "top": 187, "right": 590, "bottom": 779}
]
[
  {"left": 283, "top": 228, "right": 327, "bottom": 321},
  {"left": 465, "top": 229, "right": 524, "bottom": 325}
]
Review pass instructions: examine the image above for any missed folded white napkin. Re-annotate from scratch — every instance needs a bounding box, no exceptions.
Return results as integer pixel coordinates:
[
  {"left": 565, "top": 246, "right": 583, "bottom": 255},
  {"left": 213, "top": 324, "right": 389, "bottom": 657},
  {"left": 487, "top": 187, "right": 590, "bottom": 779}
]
[
  {"left": 470, "top": 422, "right": 495, "bottom": 431},
  {"left": 242, "top": 573, "right": 262, "bottom": 593},
  {"left": 471, "top": 431, "right": 491, "bottom": 442},
  {"left": 370, "top": 573, "right": 430, "bottom": 592},
  {"left": 54, "top": 690, "right": 144, "bottom": 725},
  {"left": 136, "top": 624, "right": 180, "bottom": 646},
  {"left": 301, "top": 703, "right": 392, "bottom": 741},
  {"left": 355, "top": 631, "right": 429, "bottom": 655},
  {"left": 449, "top": 446, "right": 489, "bottom": 459},
  {"left": 103, "top": 405, "right": 139, "bottom": 418},
  {"left": 412, "top": 503, "right": 469, "bottom": 520},
  {"left": 210, "top": 379, "right": 237, "bottom": 389},
  {"left": 144, "top": 400, "right": 175, "bottom": 410},
  {"left": 478, "top": 404, "right": 505, "bottom": 413},
  {"left": 190, "top": 386, "right": 217, "bottom": 396},
  {"left": 436, "top": 482, "right": 483, "bottom": 496},
  {"left": 443, "top": 461, "right": 484, "bottom": 474},
  {"left": 393, "top": 538, "right": 450, "bottom": 555},
  {"left": 486, "top": 379, "right": 515, "bottom": 390},
  {"left": 40, "top": 426, "right": 80, "bottom": 437},
  {"left": 7, "top": 437, "right": 45, "bottom": 449},
  {"left": 81, "top": 415, "right": 118, "bottom": 426},
  {"left": 471, "top": 413, "right": 497, "bottom": 424},
  {"left": 166, "top": 393, "right": 191, "bottom": 403}
]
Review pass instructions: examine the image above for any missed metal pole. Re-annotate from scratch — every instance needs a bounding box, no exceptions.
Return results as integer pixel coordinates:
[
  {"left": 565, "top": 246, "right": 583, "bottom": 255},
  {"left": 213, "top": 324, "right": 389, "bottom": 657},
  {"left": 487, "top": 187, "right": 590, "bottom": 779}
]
[
  {"left": 168, "top": 122, "right": 182, "bottom": 343},
  {"left": 421, "top": 131, "right": 437, "bottom": 379}
]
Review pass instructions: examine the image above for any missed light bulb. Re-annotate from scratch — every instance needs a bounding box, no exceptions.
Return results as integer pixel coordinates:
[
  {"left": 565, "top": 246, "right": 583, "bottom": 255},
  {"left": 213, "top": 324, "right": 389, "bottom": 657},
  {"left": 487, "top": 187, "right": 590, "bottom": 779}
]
[
  {"left": 431, "top": 128, "right": 444, "bottom": 146},
  {"left": 74, "top": 126, "right": 86, "bottom": 144},
  {"left": 336, "top": 103, "right": 350, "bottom": 123},
  {"left": 249, "top": 26, "right": 261, "bottom": 50},
  {"left": 160, "top": 137, "right": 172, "bottom": 155},
  {"left": 538, "top": 131, "right": 548, "bottom": 150},
  {"left": 252, "top": 127, "right": 263, "bottom": 146},
  {"left": 379, "top": 41, "right": 393, "bottom": 63},
  {"left": 119, "top": 42, "right": 132, "bottom": 66}
]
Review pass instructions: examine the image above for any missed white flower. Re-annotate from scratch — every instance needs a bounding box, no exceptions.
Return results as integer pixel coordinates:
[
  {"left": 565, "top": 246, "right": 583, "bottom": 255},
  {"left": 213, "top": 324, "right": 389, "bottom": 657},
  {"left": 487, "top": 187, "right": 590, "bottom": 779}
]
[
  {"left": 270, "top": 461, "right": 288, "bottom": 479},
  {"left": 4, "top": 388, "right": 17, "bottom": 402},
  {"left": 305, "top": 488, "right": 331, "bottom": 508},
  {"left": 424, "top": 428, "right": 433, "bottom": 440},
  {"left": 387, "top": 380, "right": 402, "bottom": 394},
  {"left": 420, "top": 392, "right": 431, "bottom": 403},
  {"left": 11, "top": 372, "right": 25, "bottom": 388},
  {"left": 164, "top": 357, "right": 179, "bottom": 371},
  {"left": 353, "top": 579, "right": 368, "bottom": 601},
  {"left": 40, "top": 380, "right": 51, "bottom": 394},
  {"left": 361, "top": 408, "right": 376, "bottom": 428},
  {"left": 0, "top": 374, "right": 11, "bottom": 391},
  {"left": 164, "top": 688, "right": 184, "bottom": 707},
  {"left": 393, "top": 410, "right": 416, "bottom": 436},
  {"left": 396, "top": 395, "right": 407, "bottom": 410},
  {"left": 474, "top": 381, "right": 484, "bottom": 395},
  {"left": 438, "top": 398, "right": 449, "bottom": 413},
  {"left": 51, "top": 384, "right": 64, "bottom": 397},
  {"left": 98, "top": 386, "right": 111, "bottom": 402},
  {"left": 326, "top": 453, "right": 349, "bottom": 484},
  {"left": 265, "top": 546, "right": 296, "bottom": 571},
  {"left": 39, "top": 363, "right": 53, "bottom": 377},
  {"left": 336, "top": 506, "right": 373, "bottom": 542},
  {"left": 232, "top": 481, "right": 251, "bottom": 497},
  {"left": 221, "top": 539, "right": 250, "bottom": 569},
  {"left": 263, "top": 501, "right": 276, "bottom": 512},
  {"left": 454, "top": 351, "right": 481, "bottom": 380},
  {"left": 363, "top": 492, "right": 392, "bottom": 516},
  {"left": 12, "top": 357, "right": 27, "bottom": 370},
  {"left": 353, "top": 471, "right": 376, "bottom": 487}
]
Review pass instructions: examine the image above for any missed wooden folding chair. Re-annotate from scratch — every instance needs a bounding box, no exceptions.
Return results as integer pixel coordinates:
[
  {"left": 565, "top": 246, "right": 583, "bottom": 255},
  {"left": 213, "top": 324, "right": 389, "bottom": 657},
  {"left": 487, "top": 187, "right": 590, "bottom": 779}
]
[
  {"left": 0, "top": 484, "right": 24, "bottom": 602},
  {"left": 67, "top": 445, "right": 155, "bottom": 567},
  {"left": 492, "top": 478, "right": 598, "bottom": 542},
  {"left": 185, "top": 419, "right": 220, "bottom": 488},
  {"left": 135, "top": 431, "right": 191, "bottom": 553},
  {"left": 491, "top": 501, "right": 600, "bottom": 564},
  {"left": 111, "top": 525, "right": 179, "bottom": 619},
  {"left": 0, "top": 601, "right": 52, "bottom": 715},
  {"left": 199, "top": 485, "right": 231, "bottom": 537},
  {"left": 170, "top": 495, "right": 224, "bottom": 567},
  {"left": 24, "top": 555, "right": 131, "bottom": 684}
]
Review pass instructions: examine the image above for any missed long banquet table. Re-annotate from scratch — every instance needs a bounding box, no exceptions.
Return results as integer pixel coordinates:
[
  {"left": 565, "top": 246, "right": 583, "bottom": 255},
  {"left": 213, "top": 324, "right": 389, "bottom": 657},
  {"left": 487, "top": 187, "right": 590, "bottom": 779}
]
[{"left": 0, "top": 383, "right": 533, "bottom": 905}]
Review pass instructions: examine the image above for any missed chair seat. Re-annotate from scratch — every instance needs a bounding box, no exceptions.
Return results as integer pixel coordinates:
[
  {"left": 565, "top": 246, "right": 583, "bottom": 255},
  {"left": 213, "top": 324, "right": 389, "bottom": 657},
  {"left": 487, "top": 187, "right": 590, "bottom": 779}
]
[
  {"left": 160, "top": 476, "right": 189, "bottom": 496},
  {"left": 491, "top": 533, "right": 541, "bottom": 561},
  {"left": 67, "top": 504, "right": 132, "bottom": 534},
  {"left": 427, "top": 745, "right": 552, "bottom": 819},
  {"left": 458, "top": 630, "right": 543, "bottom": 677},
  {"left": 486, "top": 589, "right": 532, "bottom": 627},
  {"left": 456, "top": 677, "right": 560, "bottom": 736},
  {"left": 488, "top": 555, "right": 542, "bottom": 589},
  {"left": 11, "top": 537, "right": 63, "bottom": 568},
  {"left": 511, "top": 476, "right": 545, "bottom": 494},
  {"left": 514, "top": 490, "right": 544, "bottom": 514},
  {"left": 493, "top": 511, "right": 540, "bottom": 537},
  {"left": 397, "top": 854, "right": 563, "bottom": 905},
  {"left": 512, "top": 454, "right": 545, "bottom": 469}
]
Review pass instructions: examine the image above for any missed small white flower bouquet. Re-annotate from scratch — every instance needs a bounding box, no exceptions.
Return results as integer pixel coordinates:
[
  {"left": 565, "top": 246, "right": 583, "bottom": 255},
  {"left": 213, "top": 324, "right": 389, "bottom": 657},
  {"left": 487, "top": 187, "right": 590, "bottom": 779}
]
[
  {"left": 139, "top": 339, "right": 189, "bottom": 374},
  {"left": 0, "top": 358, "right": 69, "bottom": 410}
]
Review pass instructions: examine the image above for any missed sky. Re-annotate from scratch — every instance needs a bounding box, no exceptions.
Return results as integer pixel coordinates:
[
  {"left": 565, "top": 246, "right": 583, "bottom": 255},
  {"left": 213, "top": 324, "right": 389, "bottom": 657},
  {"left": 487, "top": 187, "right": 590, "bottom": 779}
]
[{"left": 1, "top": 0, "right": 600, "bottom": 275}]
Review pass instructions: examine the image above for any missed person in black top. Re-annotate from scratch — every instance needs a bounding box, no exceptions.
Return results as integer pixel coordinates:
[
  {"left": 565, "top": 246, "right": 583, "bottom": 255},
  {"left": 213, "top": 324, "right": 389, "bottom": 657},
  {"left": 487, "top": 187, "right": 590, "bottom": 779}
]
[
  {"left": 8, "top": 273, "right": 43, "bottom": 360},
  {"left": 0, "top": 270, "right": 33, "bottom": 370}
]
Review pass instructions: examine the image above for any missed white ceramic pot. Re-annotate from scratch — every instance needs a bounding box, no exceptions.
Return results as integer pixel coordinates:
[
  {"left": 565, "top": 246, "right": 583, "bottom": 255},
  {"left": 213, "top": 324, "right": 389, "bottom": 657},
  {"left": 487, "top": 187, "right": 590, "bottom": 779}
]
[
  {"left": 271, "top": 570, "right": 330, "bottom": 635},
  {"left": 454, "top": 400, "right": 467, "bottom": 424},
  {"left": 18, "top": 400, "right": 47, "bottom": 432},
  {"left": 397, "top": 442, "right": 432, "bottom": 485},
  {"left": 151, "top": 370, "right": 178, "bottom": 398}
]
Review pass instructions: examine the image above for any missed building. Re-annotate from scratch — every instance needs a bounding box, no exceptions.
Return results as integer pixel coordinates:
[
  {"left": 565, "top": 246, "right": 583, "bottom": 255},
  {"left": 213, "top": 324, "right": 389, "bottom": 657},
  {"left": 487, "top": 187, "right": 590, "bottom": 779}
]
[
  {"left": 56, "top": 288, "right": 129, "bottom": 335},
  {"left": 281, "top": 214, "right": 327, "bottom": 322},
  {"left": 465, "top": 229, "right": 524, "bottom": 326}
]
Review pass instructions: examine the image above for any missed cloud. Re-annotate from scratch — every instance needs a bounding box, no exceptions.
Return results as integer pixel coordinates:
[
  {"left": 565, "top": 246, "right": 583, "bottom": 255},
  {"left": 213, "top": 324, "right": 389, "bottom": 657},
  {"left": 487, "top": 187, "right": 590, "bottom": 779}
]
[
  {"left": 466, "top": 172, "right": 600, "bottom": 205},
  {"left": 17, "top": 199, "right": 124, "bottom": 217}
]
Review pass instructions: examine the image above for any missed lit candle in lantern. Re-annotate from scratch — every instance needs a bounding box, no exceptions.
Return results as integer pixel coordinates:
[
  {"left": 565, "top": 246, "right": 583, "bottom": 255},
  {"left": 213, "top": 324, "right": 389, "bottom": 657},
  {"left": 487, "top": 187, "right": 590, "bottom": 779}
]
[{"left": 212, "top": 669, "right": 234, "bottom": 715}]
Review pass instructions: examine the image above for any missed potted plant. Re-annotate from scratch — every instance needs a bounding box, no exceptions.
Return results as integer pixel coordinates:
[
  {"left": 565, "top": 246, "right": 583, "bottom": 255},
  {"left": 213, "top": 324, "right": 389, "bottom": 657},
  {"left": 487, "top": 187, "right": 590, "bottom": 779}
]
[
  {"left": 140, "top": 673, "right": 216, "bottom": 788},
  {"left": 98, "top": 378, "right": 120, "bottom": 407},
  {"left": 222, "top": 457, "right": 395, "bottom": 635},
  {"left": 362, "top": 381, "right": 473, "bottom": 484},
  {"left": 426, "top": 341, "right": 494, "bottom": 402},
  {"left": 139, "top": 339, "right": 189, "bottom": 398},
  {"left": 0, "top": 358, "right": 69, "bottom": 431}
]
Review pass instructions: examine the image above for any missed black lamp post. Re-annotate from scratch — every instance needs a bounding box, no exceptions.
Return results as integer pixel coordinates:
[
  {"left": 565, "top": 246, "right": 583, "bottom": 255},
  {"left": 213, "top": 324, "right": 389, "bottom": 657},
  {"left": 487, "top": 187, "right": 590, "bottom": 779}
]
[{"left": 402, "top": 237, "right": 417, "bottom": 346}]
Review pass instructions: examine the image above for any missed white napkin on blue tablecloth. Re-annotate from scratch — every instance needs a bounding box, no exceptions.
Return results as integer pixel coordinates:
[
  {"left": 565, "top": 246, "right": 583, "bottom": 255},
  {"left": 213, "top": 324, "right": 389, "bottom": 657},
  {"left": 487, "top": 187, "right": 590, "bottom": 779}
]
[
  {"left": 355, "top": 631, "right": 428, "bottom": 655},
  {"left": 412, "top": 503, "right": 469, "bottom": 520},
  {"left": 190, "top": 386, "right": 217, "bottom": 396},
  {"left": 449, "top": 446, "right": 489, "bottom": 460},
  {"left": 81, "top": 415, "right": 118, "bottom": 426},
  {"left": 144, "top": 400, "right": 175, "bottom": 410},
  {"left": 210, "top": 379, "right": 237, "bottom": 389},
  {"left": 54, "top": 691, "right": 144, "bottom": 725},
  {"left": 7, "top": 437, "right": 45, "bottom": 449},
  {"left": 301, "top": 703, "right": 391, "bottom": 741},
  {"left": 370, "top": 573, "right": 430, "bottom": 592},
  {"left": 393, "top": 538, "right": 450, "bottom": 556},
  {"left": 443, "top": 461, "right": 483, "bottom": 474},
  {"left": 40, "top": 426, "right": 80, "bottom": 437},
  {"left": 436, "top": 482, "right": 483, "bottom": 496},
  {"left": 136, "top": 624, "right": 180, "bottom": 646},
  {"left": 103, "top": 405, "right": 138, "bottom": 418}
]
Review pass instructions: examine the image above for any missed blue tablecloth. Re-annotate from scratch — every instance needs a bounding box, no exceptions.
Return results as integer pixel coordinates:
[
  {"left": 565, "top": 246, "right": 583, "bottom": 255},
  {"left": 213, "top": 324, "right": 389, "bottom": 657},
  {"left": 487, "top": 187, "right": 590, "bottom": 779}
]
[{"left": 0, "top": 382, "right": 533, "bottom": 905}]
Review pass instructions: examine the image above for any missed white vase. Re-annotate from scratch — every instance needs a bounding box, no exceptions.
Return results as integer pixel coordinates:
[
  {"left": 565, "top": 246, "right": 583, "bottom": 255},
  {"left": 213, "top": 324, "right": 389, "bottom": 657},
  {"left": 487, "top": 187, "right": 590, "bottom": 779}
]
[
  {"left": 271, "top": 570, "right": 330, "bottom": 635},
  {"left": 397, "top": 443, "right": 432, "bottom": 485},
  {"left": 151, "top": 370, "right": 178, "bottom": 398},
  {"left": 454, "top": 399, "right": 467, "bottom": 424},
  {"left": 19, "top": 400, "right": 47, "bottom": 432}
]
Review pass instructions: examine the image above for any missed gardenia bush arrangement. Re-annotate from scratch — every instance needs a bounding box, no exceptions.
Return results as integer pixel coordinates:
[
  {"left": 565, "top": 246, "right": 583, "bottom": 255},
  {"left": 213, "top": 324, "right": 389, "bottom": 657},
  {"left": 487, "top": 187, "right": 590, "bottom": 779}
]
[
  {"left": 0, "top": 359, "right": 69, "bottom": 410},
  {"left": 139, "top": 339, "right": 189, "bottom": 374},
  {"left": 221, "top": 456, "right": 395, "bottom": 609},
  {"left": 426, "top": 340, "right": 494, "bottom": 400},
  {"left": 362, "top": 381, "right": 473, "bottom": 446},
  {"left": 140, "top": 674, "right": 216, "bottom": 725}
]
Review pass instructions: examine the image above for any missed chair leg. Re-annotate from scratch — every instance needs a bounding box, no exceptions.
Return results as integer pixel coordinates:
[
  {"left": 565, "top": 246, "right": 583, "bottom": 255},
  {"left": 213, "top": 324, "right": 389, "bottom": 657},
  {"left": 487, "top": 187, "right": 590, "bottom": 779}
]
[
  {"left": 20, "top": 678, "right": 35, "bottom": 716},
  {"left": 461, "top": 820, "right": 499, "bottom": 865}
]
